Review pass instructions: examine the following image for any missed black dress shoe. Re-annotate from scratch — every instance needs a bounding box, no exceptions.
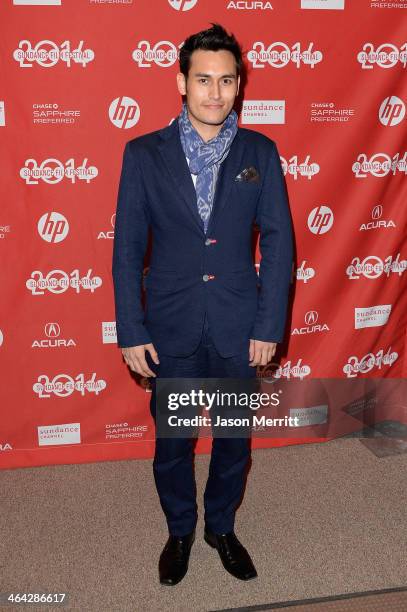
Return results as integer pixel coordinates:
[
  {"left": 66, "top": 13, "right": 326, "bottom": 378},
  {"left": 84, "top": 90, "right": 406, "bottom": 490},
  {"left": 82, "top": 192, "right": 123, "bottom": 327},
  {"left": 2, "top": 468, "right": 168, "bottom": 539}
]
[
  {"left": 159, "top": 529, "right": 195, "bottom": 586},
  {"left": 204, "top": 527, "right": 257, "bottom": 581}
]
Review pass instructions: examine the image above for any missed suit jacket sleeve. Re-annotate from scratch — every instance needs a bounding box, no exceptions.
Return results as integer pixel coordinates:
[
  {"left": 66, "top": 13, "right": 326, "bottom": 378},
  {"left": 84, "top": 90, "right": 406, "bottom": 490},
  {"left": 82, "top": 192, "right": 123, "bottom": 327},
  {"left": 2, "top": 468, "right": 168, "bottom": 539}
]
[
  {"left": 112, "top": 141, "right": 152, "bottom": 348},
  {"left": 251, "top": 140, "right": 293, "bottom": 343}
]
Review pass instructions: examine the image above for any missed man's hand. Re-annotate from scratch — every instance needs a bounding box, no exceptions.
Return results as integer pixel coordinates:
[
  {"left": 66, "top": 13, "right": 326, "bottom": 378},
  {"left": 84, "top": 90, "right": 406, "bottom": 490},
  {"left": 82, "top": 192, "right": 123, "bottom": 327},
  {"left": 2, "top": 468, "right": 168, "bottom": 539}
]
[
  {"left": 249, "top": 339, "right": 277, "bottom": 366},
  {"left": 121, "top": 343, "right": 160, "bottom": 377}
]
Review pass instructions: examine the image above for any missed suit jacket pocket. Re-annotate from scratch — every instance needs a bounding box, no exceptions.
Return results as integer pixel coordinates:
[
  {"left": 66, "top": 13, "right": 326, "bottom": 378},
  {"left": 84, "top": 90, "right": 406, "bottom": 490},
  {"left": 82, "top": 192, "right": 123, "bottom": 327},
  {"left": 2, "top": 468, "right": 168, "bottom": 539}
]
[
  {"left": 221, "top": 269, "right": 259, "bottom": 290},
  {"left": 144, "top": 269, "right": 199, "bottom": 293},
  {"left": 234, "top": 180, "right": 262, "bottom": 193}
]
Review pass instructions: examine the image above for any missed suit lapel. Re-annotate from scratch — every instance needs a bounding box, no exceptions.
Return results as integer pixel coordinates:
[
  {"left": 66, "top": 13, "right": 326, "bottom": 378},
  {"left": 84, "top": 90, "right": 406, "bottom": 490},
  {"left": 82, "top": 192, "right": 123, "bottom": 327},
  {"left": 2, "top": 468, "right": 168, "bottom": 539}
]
[
  {"left": 158, "top": 120, "right": 204, "bottom": 233},
  {"left": 157, "top": 117, "right": 246, "bottom": 236},
  {"left": 206, "top": 130, "right": 246, "bottom": 236}
]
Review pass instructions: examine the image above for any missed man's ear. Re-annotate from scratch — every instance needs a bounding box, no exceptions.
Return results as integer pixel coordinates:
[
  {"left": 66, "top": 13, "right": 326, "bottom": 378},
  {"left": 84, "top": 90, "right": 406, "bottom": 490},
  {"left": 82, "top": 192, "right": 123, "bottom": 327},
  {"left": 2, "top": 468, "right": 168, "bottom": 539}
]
[
  {"left": 176, "top": 72, "right": 186, "bottom": 96},
  {"left": 237, "top": 74, "right": 240, "bottom": 97}
]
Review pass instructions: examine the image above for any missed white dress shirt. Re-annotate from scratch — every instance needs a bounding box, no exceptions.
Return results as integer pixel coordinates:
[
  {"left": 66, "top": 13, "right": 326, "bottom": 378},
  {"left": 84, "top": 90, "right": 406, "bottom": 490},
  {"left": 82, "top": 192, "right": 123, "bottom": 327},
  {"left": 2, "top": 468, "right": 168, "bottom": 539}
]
[{"left": 186, "top": 157, "right": 197, "bottom": 187}]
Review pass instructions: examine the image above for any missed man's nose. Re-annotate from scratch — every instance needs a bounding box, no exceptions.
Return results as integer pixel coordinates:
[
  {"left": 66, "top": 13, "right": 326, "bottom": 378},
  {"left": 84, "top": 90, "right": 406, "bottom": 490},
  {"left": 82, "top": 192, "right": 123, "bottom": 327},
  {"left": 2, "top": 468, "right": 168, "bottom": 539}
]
[{"left": 209, "top": 82, "right": 221, "bottom": 100}]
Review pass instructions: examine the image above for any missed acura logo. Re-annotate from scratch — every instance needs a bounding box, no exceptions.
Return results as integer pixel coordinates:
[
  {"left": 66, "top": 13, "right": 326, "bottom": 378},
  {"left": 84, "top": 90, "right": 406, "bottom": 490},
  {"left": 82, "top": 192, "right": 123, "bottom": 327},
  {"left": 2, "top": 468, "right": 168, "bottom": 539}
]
[
  {"left": 372, "top": 205, "right": 383, "bottom": 220},
  {"left": 305, "top": 311, "right": 318, "bottom": 325},
  {"left": 45, "top": 323, "right": 60, "bottom": 338}
]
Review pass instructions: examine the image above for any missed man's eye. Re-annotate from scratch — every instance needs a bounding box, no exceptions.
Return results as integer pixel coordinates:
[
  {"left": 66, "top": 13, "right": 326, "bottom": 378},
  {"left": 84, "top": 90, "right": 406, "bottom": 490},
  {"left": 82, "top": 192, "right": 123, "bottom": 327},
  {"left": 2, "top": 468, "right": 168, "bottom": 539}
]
[{"left": 199, "top": 79, "right": 207, "bottom": 83}]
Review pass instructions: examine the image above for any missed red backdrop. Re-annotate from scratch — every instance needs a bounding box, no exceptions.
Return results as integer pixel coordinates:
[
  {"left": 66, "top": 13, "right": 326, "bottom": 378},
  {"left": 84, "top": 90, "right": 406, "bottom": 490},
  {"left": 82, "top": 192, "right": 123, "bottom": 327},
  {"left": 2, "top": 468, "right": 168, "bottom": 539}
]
[{"left": 1, "top": 0, "right": 406, "bottom": 470}]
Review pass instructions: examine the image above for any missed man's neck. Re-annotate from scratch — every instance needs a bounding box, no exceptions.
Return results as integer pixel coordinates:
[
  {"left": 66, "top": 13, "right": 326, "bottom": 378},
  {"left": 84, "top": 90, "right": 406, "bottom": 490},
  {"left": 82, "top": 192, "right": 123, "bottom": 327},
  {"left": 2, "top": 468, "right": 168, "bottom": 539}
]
[{"left": 187, "top": 109, "right": 224, "bottom": 143}]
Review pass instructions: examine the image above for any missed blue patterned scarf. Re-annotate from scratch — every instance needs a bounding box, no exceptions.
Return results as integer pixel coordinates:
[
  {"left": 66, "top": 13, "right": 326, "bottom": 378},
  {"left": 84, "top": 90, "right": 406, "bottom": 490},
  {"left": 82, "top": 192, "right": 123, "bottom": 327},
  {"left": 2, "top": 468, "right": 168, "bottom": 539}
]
[{"left": 178, "top": 101, "right": 238, "bottom": 233}]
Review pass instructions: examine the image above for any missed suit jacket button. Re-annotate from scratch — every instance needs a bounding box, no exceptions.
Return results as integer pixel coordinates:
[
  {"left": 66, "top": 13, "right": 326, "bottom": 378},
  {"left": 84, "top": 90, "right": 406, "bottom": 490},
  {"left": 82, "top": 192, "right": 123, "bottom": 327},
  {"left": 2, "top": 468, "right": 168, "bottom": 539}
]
[{"left": 203, "top": 274, "right": 209, "bottom": 282}]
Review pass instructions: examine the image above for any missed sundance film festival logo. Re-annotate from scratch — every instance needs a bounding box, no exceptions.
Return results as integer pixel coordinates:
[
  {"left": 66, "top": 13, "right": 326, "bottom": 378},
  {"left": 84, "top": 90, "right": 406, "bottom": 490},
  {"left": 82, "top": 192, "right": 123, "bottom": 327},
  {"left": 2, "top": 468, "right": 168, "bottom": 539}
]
[
  {"left": 247, "top": 41, "right": 322, "bottom": 69},
  {"left": 352, "top": 151, "right": 407, "bottom": 177},
  {"left": 32, "top": 323, "right": 76, "bottom": 348},
  {"left": 168, "top": 0, "right": 198, "bottom": 10},
  {"left": 281, "top": 154, "right": 319, "bottom": 180},
  {"left": 26, "top": 269, "right": 102, "bottom": 295},
  {"left": 359, "top": 205, "right": 396, "bottom": 231},
  {"left": 132, "top": 40, "right": 180, "bottom": 68},
  {"left": 34, "top": 373, "right": 106, "bottom": 398},
  {"left": 20, "top": 158, "right": 97, "bottom": 184},
  {"left": 13, "top": 40, "right": 94, "bottom": 68},
  {"left": 297, "top": 260, "right": 316, "bottom": 283},
  {"left": 379, "top": 96, "right": 405, "bottom": 127},
  {"left": 357, "top": 43, "right": 407, "bottom": 70},
  {"left": 307, "top": 206, "right": 334, "bottom": 235},
  {"left": 292, "top": 311, "right": 329, "bottom": 336},
  {"left": 38, "top": 212, "right": 69, "bottom": 243},
  {"left": 109, "top": 97, "right": 140, "bottom": 129},
  {"left": 258, "top": 359, "right": 311, "bottom": 380},
  {"left": 343, "top": 346, "right": 398, "bottom": 378},
  {"left": 346, "top": 253, "right": 406, "bottom": 280}
]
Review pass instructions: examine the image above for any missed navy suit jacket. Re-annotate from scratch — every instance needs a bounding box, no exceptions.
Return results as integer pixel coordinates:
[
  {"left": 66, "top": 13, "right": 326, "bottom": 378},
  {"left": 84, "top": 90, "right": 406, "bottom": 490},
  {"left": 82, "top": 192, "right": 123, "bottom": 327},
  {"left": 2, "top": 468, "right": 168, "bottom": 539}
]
[{"left": 112, "top": 117, "right": 293, "bottom": 358}]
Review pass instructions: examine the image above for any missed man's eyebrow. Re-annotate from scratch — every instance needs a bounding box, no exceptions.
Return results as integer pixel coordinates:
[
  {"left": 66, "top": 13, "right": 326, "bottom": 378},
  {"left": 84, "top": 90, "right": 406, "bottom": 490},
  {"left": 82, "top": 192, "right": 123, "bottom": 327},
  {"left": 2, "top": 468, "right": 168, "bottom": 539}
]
[{"left": 193, "top": 73, "right": 237, "bottom": 78}]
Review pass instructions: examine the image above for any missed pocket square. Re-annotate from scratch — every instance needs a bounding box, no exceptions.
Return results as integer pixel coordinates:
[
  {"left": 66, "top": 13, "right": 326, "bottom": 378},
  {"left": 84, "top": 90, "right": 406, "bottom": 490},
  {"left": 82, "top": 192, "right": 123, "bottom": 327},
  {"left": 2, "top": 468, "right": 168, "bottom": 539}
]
[{"left": 235, "top": 166, "right": 260, "bottom": 183}]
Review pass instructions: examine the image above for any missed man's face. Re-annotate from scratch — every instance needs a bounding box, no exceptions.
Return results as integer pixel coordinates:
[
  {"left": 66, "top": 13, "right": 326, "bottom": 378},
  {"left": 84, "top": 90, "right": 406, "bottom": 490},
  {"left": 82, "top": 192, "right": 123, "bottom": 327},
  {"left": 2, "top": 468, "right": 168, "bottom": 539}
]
[{"left": 177, "top": 49, "right": 240, "bottom": 130}]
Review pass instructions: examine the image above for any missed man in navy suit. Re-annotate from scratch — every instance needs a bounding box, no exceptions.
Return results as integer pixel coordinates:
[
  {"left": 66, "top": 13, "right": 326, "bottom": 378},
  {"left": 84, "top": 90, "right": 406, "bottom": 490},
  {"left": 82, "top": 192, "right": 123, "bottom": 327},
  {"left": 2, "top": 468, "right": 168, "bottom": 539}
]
[{"left": 112, "top": 23, "right": 293, "bottom": 586}]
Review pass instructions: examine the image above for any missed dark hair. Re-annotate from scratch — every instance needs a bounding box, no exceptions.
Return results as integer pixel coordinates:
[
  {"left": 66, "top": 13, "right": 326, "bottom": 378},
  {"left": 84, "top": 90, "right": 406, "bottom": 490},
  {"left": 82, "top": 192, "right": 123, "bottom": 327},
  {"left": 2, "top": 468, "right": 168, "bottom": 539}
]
[{"left": 179, "top": 23, "right": 243, "bottom": 79}]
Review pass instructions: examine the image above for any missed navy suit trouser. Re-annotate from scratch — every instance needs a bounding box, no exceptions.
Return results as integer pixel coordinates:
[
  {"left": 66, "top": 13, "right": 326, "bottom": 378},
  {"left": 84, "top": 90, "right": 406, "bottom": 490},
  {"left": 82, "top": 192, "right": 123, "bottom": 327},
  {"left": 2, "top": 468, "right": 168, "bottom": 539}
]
[{"left": 146, "top": 314, "right": 256, "bottom": 536}]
